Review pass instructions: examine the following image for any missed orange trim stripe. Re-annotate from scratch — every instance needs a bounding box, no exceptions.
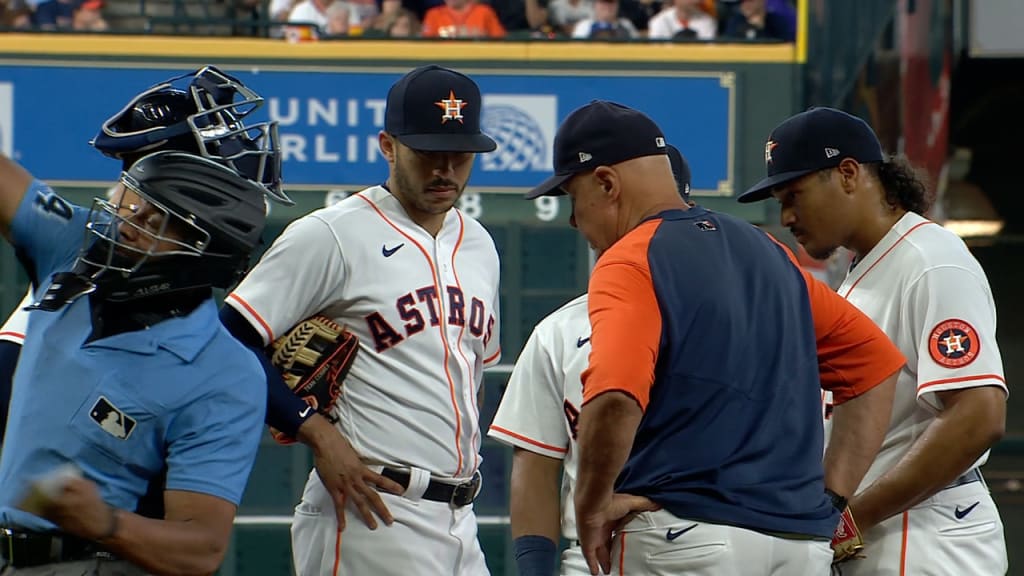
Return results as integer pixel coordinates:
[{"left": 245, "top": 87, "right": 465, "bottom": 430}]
[
  {"left": 841, "top": 222, "right": 935, "bottom": 298},
  {"left": 618, "top": 531, "right": 626, "bottom": 575},
  {"left": 357, "top": 193, "right": 464, "bottom": 476},
  {"left": 447, "top": 212, "right": 481, "bottom": 470},
  {"left": 899, "top": 511, "right": 909, "bottom": 576},
  {"left": 483, "top": 348, "right": 501, "bottom": 365},
  {"left": 225, "top": 293, "right": 275, "bottom": 343},
  {"left": 332, "top": 493, "right": 345, "bottom": 575},
  {"left": 918, "top": 373, "right": 1006, "bottom": 392},
  {"left": 0, "top": 331, "right": 25, "bottom": 340},
  {"left": 489, "top": 425, "right": 569, "bottom": 453}
]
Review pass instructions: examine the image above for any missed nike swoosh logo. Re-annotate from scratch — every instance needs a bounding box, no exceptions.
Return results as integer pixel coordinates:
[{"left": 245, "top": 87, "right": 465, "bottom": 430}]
[
  {"left": 299, "top": 406, "right": 313, "bottom": 418},
  {"left": 955, "top": 501, "right": 980, "bottom": 519},
  {"left": 382, "top": 243, "right": 404, "bottom": 257},
  {"left": 576, "top": 336, "right": 591, "bottom": 348},
  {"left": 666, "top": 523, "right": 698, "bottom": 541}
]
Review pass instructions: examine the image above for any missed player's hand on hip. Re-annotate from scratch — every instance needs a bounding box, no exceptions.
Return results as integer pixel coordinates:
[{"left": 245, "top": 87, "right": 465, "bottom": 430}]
[
  {"left": 578, "top": 493, "right": 659, "bottom": 575},
  {"left": 303, "top": 416, "right": 404, "bottom": 531}
]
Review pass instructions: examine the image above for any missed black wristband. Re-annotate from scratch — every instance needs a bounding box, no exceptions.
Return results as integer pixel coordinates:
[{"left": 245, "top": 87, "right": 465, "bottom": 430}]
[{"left": 825, "top": 488, "right": 848, "bottom": 511}]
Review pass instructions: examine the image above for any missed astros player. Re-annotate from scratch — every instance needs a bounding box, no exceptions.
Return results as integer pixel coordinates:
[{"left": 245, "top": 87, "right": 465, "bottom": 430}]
[
  {"left": 739, "top": 107, "right": 1008, "bottom": 574},
  {"left": 491, "top": 142, "right": 903, "bottom": 574},
  {"left": 220, "top": 65, "right": 501, "bottom": 575}
]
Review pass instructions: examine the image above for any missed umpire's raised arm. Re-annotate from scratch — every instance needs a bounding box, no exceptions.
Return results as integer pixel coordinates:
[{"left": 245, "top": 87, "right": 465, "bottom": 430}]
[{"left": 0, "top": 155, "right": 36, "bottom": 240}]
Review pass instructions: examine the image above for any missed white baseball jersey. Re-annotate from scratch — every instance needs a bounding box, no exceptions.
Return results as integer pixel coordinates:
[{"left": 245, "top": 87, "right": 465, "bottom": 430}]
[
  {"left": 488, "top": 293, "right": 588, "bottom": 541},
  {"left": 490, "top": 294, "right": 834, "bottom": 576},
  {"left": 0, "top": 291, "right": 32, "bottom": 345},
  {"left": 227, "top": 185, "right": 501, "bottom": 480},
  {"left": 824, "top": 211, "right": 1007, "bottom": 492}
]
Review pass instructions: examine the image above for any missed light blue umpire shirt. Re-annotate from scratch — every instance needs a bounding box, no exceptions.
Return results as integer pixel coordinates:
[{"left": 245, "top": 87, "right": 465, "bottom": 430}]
[{"left": 0, "top": 180, "right": 266, "bottom": 532}]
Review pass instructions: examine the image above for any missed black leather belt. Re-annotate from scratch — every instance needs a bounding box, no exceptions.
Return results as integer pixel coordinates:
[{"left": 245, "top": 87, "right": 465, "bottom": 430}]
[
  {"left": 381, "top": 468, "right": 481, "bottom": 507},
  {"left": 945, "top": 468, "right": 982, "bottom": 490},
  {"left": 0, "top": 529, "right": 115, "bottom": 568}
]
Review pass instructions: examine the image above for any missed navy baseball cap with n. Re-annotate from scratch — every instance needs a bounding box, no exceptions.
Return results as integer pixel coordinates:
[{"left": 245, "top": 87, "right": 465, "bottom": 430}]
[
  {"left": 666, "top": 144, "right": 692, "bottom": 201},
  {"left": 737, "top": 107, "right": 885, "bottom": 203},
  {"left": 385, "top": 65, "right": 497, "bottom": 153},
  {"left": 526, "top": 100, "right": 667, "bottom": 199}
]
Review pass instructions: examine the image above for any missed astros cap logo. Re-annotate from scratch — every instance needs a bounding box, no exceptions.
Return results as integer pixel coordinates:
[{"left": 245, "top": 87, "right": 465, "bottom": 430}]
[
  {"left": 929, "top": 319, "right": 980, "bottom": 368},
  {"left": 435, "top": 89, "right": 467, "bottom": 124}
]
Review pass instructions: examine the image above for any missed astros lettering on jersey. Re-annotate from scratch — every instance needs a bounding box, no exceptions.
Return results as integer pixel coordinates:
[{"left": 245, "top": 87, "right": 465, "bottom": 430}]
[{"left": 227, "top": 185, "right": 501, "bottom": 478}]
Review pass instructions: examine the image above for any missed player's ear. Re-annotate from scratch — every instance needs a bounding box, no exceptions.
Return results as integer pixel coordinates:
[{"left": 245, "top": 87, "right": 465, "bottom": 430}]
[
  {"left": 594, "top": 166, "right": 619, "bottom": 202},
  {"left": 378, "top": 131, "right": 397, "bottom": 163},
  {"left": 837, "top": 158, "right": 860, "bottom": 193}
]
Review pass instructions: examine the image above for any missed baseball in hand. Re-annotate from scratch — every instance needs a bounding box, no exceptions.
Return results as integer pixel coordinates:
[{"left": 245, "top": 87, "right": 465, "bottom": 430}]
[{"left": 16, "top": 463, "right": 83, "bottom": 515}]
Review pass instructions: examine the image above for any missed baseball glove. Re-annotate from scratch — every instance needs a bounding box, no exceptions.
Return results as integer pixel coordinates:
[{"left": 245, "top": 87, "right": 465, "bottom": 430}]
[
  {"left": 832, "top": 505, "right": 865, "bottom": 563},
  {"left": 267, "top": 315, "right": 358, "bottom": 445}
]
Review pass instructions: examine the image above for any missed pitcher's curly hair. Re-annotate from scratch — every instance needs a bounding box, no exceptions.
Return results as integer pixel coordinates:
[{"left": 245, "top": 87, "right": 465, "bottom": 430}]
[{"left": 866, "top": 155, "right": 933, "bottom": 215}]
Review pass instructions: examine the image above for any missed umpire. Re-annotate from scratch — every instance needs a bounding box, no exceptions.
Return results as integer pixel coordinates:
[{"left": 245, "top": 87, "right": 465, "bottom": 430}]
[{"left": 0, "top": 150, "right": 272, "bottom": 575}]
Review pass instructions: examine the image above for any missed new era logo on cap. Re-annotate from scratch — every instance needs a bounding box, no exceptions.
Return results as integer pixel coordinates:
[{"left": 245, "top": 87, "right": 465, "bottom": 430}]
[
  {"left": 825, "top": 147, "right": 840, "bottom": 158},
  {"left": 579, "top": 152, "right": 592, "bottom": 163}
]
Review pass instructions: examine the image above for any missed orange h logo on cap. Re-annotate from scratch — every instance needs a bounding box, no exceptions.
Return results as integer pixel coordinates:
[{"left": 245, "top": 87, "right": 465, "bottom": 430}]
[{"left": 435, "top": 90, "right": 467, "bottom": 124}]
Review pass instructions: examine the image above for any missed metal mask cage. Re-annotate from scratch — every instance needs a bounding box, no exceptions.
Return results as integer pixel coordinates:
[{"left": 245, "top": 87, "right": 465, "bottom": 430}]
[
  {"left": 79, "top": 178, "right": 212, "bottom": 278},
  {"left": 93, "top": 66, "right": 292, "bottom": 205}
]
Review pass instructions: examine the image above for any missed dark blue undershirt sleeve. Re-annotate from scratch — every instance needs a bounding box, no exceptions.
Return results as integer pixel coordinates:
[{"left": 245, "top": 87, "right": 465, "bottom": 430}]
[{"left": 219, "top": 305, "right": 313, "bottom": 438}]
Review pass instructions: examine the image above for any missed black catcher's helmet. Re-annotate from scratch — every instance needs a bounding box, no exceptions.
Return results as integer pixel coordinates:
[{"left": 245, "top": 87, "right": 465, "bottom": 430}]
[
  {"left": 91, "top": 66, "right": 292, "bottom": 206},
  {"left": 78, "top": 151, "right": 270, "bottom": 302}
]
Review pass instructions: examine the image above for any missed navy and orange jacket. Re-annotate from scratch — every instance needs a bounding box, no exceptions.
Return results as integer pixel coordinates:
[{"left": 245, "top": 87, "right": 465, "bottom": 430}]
[{"left": 583, "top": 206, "right": 904, "bottom": 539}]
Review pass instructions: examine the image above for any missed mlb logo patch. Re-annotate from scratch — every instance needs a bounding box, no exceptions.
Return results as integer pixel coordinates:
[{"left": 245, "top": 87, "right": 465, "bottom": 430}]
[{"left": 90, "top": 396, "right": 136, "bottom": 440}]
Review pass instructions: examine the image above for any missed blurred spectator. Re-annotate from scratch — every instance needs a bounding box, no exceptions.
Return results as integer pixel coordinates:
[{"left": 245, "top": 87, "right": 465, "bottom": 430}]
[
  {"left": 288, "top": 0, "right": 331, "bottom": 29},
  {"left": 647, "top": 0, "right": 714, "bottom": 39},
  {"left": 422, "top": 0, "right": 505, "bottom": 38},
  {"left": 571, "top": 0, "right": 636, "bottom": 38},
  {"left": 722, "top": 0, "right": 795, "bottom": 41},
  {"left": 29, "top": 0, "right": 74, "bottom": 29},
  {"left": 324, "top": 0, "right": 350, "bottom": 34},
  {"left": 3, "top": 0, "right": 33, "bottom": 27},
  {"left": 346, "top": 0, "right": 379, "bottom": 32},
  {"left": 72, "top": 0, "right": 106, "bottom": 30},
  {"left": 548, "top": 0, "right": 592, "bottom": 36},
  {"left": 385, "top": 6, "right": 420, "bottom": 35},
  {"left": 269, "top": 0, "right": 300, "bottom": 36},
  {"left": 488, "top": 0, "right": 547, "bottom": 34}
]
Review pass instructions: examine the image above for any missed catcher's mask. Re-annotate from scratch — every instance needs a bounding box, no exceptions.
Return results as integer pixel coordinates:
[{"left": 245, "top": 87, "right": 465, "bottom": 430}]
[
  {"left": 29, "top": 151, "right": 269, "bottom": 311},
  {"left": 91, "top": 65, "right": 292, "bottom": 206}
]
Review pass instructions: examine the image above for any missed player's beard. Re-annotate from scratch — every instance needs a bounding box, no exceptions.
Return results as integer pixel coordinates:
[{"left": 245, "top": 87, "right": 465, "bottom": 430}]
[{"left": 392, "top": 161, "right": 469, "bottom": 216}]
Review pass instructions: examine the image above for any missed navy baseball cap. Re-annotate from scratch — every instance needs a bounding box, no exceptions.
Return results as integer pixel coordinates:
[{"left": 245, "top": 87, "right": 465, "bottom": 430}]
[
  {"left": 385, "top": 65, "right": 497, "bottom": 153},
  {"left": 666, "top": 144, "right": 691, "bottom": 201},
  {"left": 526, "top": 100, "right": 667, "bottom": 199},
  {"left": 737, "top": 107, "right": 885, "bottom": 203}
]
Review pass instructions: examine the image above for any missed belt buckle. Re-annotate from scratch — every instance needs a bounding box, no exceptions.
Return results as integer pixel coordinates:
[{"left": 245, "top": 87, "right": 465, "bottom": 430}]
[{"left": 450, "top": 470, "right": 482, "bottom": 507}]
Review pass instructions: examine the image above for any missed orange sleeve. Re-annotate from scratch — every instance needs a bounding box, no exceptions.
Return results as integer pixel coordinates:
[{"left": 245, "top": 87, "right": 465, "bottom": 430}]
[
  {"left": 421, "top": 8, "right": 441, "bottom": 36},
  {"left": 770, "top": 237, "right": 906, "bottom": 404},
  {"left": 484, "top": 6, "right": 507, "bottom": 37},
  {"left": 581, "top": 221, "right": 661, "bottom": 411}
]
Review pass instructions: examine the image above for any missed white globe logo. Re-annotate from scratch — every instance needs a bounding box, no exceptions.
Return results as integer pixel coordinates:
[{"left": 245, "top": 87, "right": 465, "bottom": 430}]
[{"left": 481, "top": 104, "right": 547, "bottom": 172}]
